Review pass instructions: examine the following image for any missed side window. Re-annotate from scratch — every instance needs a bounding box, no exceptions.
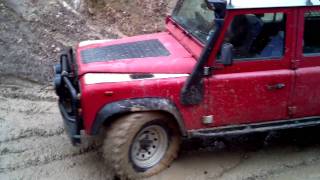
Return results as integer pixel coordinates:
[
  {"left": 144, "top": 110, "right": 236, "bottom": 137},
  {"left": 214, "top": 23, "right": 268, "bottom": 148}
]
[
  {"left": 221, "top": 13, "right": 286, "bottom": 60},
  {"left": 303, "top": 11, "right": 320, "bottom": 55}
]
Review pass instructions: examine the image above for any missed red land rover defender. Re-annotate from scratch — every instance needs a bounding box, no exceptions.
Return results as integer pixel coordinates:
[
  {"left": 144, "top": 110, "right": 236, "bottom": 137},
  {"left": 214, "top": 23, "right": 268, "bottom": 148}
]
[{"left": 54, "top": 0, "right": 320, "bottom": 178}]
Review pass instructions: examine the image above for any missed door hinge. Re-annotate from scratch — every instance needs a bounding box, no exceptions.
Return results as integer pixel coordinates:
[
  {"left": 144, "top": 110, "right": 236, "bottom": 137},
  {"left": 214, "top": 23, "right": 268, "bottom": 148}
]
[
  {"left": 203, "top": 66, "right": 224, "bottom": 76},
  {"left": 291, "top": 59, "right": 300, "bottom": 69},
  {"left": 288, "top": 106, "right": 297, "bottom": 116},
  {"left": 203, "top": 67, "right": 212, "bottom": 76}
]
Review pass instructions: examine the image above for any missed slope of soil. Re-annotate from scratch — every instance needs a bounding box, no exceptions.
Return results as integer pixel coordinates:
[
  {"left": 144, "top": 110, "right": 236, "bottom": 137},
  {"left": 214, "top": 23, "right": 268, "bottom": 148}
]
[{"left": 0, "top": 0, "right": 176, "bottom": 83}]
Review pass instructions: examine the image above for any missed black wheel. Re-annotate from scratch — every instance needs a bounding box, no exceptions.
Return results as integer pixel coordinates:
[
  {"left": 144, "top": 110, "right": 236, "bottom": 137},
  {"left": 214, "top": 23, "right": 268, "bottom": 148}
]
[{"left": 103, "top": 112, "right": 181, "bottom": 179}]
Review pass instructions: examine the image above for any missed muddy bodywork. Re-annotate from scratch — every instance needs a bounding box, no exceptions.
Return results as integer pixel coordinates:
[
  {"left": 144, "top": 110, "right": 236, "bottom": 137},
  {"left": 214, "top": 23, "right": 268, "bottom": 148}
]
[
  {"left": 92, "top": 98, "right": 186, "bottom": 136},
  {"left": 76, "top": 32, "right": 197, "bottom": 76},
  {"left": 55, "top": 1, "right": 320, "bottom": 146},
  {"left": 72, "top": 27, "right": 212, "bottom": 137},
  {"left": 54, "top": 31, "right": 204, "bottom": 143}
]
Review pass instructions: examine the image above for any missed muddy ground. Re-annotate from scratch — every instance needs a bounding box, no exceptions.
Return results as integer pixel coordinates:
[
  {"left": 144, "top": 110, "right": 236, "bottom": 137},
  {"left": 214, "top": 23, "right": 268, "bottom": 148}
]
[
  {"left": 1, "top": 77, "right": 320, "bottom": 180},
  {"left": 1, "top": 0, "right": 320, "bottom": 179}
]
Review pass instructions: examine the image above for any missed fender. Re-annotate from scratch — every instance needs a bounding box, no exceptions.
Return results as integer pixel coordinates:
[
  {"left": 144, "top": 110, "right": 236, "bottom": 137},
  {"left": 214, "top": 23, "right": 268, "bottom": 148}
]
[{"left": 91, "top": 98, "right": 187, "bottom": 136}]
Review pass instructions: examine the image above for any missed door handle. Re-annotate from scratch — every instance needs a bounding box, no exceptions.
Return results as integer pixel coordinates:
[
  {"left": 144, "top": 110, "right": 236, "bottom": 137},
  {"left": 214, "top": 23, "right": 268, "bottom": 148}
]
[{"left": 267, "top": 83, "right": 286, "bottom": 90}]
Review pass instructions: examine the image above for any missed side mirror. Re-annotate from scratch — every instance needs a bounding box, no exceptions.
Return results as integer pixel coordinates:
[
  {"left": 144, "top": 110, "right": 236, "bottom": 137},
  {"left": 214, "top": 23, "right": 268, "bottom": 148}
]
[{"left": 220, "top": 43, "right": 233, "bottom": 66}]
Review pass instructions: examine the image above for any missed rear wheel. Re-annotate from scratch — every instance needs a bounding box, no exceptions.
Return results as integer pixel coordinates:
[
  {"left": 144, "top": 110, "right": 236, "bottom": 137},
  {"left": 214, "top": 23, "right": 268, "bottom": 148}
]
[{"left": 103, "top": 112, "right": 181, "bottom": 179}]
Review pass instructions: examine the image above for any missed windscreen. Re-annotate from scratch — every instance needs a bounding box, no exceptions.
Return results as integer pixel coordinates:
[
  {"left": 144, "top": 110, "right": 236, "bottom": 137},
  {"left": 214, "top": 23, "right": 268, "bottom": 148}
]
[{"left": 172, "top": 0, "right": 216, "bottom": 44}]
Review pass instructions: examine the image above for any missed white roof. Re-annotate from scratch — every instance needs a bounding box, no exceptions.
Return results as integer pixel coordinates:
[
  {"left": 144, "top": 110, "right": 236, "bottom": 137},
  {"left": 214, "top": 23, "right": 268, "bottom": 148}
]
[{"left": 227, "top": 0, "right": 320, "bottom": 9}]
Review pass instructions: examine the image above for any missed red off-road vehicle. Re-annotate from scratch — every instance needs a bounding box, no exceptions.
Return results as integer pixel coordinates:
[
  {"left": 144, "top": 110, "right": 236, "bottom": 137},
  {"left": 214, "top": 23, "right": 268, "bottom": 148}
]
[{"left": 54, "top": 0, "right": 320, "bottom": 178}]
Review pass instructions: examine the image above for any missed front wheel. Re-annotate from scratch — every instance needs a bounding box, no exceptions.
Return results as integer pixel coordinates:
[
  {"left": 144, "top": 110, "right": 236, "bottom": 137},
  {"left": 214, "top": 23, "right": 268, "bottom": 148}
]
[{"left": 103, "top": 112, "right": 181, "bottom": 179}]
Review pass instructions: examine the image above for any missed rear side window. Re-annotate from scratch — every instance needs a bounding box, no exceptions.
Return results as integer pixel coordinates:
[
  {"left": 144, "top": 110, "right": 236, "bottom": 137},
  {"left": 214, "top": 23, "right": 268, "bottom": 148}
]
[
  {"left": 221, "top": 13, "right": 286, "bottom": 61},
  {"left": 304, "top": 11, "right": 320, "bottom": 55}
]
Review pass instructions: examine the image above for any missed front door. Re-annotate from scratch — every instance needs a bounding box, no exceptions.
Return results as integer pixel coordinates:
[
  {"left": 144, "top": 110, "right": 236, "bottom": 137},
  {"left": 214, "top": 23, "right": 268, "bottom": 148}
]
[{"left": 206, "top": 9, "right": 295, "bottom": 127}]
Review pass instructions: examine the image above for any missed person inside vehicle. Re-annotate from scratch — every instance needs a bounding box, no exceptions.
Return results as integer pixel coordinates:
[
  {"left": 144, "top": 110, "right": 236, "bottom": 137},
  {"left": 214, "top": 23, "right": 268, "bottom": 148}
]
[
  {"left": 225, "top": 14, "right": 264, "bottom": 58},
  {"left": 260, "top": 30, "right": 284, "bottom": 57},
  {"left": 224, "top": 13, "right": 285, "bottom": 59}
]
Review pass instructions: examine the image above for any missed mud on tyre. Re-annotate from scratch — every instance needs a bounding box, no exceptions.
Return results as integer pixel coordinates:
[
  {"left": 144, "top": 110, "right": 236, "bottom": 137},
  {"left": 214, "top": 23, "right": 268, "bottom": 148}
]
[{"left": 103, "top": 112, "right": 181, "bottom": 179}]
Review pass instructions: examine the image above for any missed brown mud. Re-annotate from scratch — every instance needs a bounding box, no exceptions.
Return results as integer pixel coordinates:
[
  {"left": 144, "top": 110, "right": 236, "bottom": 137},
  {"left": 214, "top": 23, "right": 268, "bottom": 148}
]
[
  {"left": 1, "top": 77, "right": 320, "bottom": 180},
  {"left": 1, "top": 0, "right": 320, "bottom": 179}
]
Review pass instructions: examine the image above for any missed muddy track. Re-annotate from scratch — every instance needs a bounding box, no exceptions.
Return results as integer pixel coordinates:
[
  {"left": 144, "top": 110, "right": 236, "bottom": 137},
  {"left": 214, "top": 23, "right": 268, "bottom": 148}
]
[
  {"left": 1, "top": 77, "right": 320, "bottom": 180},
  {"left": 0, "top": 77, "right": 112, "bottom": 179}
]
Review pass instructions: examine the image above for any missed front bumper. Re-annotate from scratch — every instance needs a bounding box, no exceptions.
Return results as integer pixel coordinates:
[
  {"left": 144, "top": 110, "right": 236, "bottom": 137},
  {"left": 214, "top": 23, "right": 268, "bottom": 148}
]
[{"left": 54, "top": 49, "right": 82, "bottom": 145}]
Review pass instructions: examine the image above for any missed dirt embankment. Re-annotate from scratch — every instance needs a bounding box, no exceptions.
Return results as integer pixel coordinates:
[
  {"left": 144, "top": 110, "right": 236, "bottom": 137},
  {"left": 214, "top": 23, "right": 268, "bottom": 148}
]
[
  {"left": 0, "top": 0, "right": 176, "bottom": 83},
  {"left": 1, "top": 77, "right": 320, "bottom": 180},
  {"left": 86, "top": 0, "right": 177, "bottom": 36}
]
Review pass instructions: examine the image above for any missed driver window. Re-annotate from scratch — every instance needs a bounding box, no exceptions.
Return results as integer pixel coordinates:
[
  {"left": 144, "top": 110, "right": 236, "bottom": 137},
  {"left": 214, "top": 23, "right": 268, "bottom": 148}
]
[{"left": 221, "top": 13, "right": 286, "bottom": 61}]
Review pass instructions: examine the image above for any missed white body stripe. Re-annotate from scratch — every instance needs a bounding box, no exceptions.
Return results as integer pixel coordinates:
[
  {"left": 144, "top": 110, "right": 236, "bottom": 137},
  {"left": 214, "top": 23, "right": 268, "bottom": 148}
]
[
  {"left": 79, "top": 39, "right": 114, "bottom": 47},
  {"left": 84, "top": 73, "right": 189, "bottom": 85}
]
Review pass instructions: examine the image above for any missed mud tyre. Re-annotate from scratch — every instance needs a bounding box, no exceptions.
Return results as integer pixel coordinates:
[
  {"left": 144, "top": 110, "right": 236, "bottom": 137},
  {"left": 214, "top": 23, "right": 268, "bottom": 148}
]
[{"left": 103, "top": 112, "right": 181, "bottom": 179}]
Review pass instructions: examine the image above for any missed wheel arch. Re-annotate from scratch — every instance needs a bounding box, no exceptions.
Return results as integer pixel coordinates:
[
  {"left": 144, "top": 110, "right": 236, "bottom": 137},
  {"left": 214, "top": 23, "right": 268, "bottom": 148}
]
[{"left": 91, "top": 98, "right": 187, "bottom": 136}]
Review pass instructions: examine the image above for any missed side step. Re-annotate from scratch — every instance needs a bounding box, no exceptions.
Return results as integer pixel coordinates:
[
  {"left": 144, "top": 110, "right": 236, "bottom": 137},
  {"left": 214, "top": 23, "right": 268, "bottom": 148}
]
[{"left": 190, "top": 116, "right": 320, "bottom": 138}]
